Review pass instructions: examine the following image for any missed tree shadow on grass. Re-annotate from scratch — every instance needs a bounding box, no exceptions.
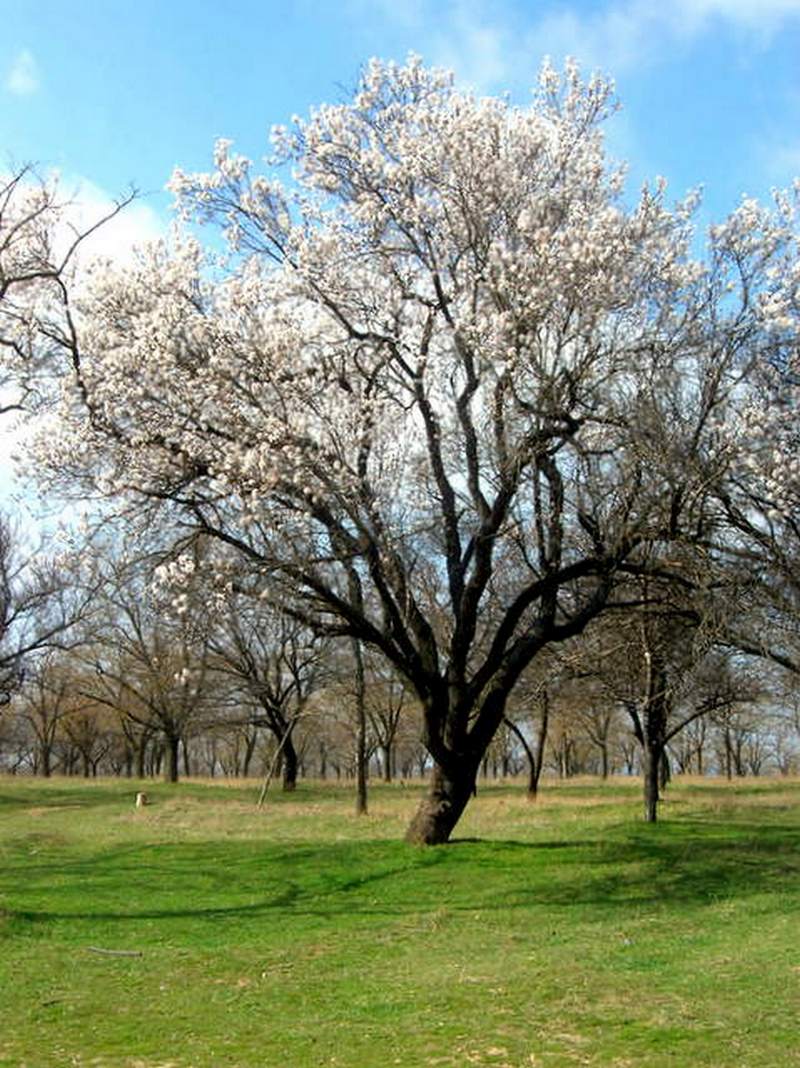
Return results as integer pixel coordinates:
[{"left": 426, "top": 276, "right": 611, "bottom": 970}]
[{"left": 2, "top": 818, "right": 799, "bottom": 934}]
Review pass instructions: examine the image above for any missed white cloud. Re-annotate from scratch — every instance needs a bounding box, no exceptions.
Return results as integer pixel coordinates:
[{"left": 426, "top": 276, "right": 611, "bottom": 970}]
[
  {"left": 52, "top": 175, "right": 166, "bottom": 264},
  {"left": 6, "top": 49, "right": 40, "bottom": 95}
]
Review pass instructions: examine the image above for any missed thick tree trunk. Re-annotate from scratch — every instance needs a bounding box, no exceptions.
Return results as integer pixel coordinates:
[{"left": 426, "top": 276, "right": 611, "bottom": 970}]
[
  {"left": 281, "top": 735, "right": 298, "bottom": 792},
  {"left": 135, "top": 736, "right": 147, "bottom": 779},
  {"left": 659, "top": 750, "right": 671, "bottom": 790},
  {"left": 164, "top": 733, "right": 180, "bottom": 783},
  {"left": 600, "top": 743, "right": 609, "bottom": 780},
  {"left": 404, "top": 762, "right": 477, "bottom": 845}
]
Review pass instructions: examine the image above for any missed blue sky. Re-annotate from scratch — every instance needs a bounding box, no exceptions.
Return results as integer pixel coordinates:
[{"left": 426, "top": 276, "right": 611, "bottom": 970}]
[{"left": 3, "top": 0, "right": 800, "bottom": 230}]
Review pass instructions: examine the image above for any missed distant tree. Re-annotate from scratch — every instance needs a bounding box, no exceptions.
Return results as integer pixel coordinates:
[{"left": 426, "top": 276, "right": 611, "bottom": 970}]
[
  {"left": 0, "top": 514, "right": 94, "bottom": 706},
  {"left": 81, "top": 552, "right": 213, "bottom": 783},
  {"left": 15, "top": 652, "right": 74, "bottom": 776},
  {"left": 502, "top": 659, "right": 554, "bottom": 799},
  {"left": 208, "top": 591, "right": 329, "bottom": 791},
  {"left": 364, "top": 655, "right": 413, "bottom": 783}
]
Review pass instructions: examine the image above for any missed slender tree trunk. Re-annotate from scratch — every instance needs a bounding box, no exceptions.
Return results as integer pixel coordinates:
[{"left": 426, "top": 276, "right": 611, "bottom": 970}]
[
  {"left": 502, "top": 713, "right": 543, "bottom": 801},
  {"left": 318, "top": 741, "right": 327, "bottom": 779},
  {"left": 641, "top": 644, "right": 669, "bottom": 823},
  {"left": 532, "top": 690, "right": 549, "bottom": 798},
  {"left": 405, "top": 761, "right": 479, "bottom": 845},
  {"left": 383, "top": 743, "right": 392, "bottom": 783},
  {"left": 725, "top": 727, "right": 733, "bottom": 780},
  {"left": 242, "top": 731, "right": 256, "bottom": 778},
  {"left": 352, "top": 638, "right": 368, "bottom": 815},
  {"left": 643, "top": 741, "right": 661, "bottom": 823}
]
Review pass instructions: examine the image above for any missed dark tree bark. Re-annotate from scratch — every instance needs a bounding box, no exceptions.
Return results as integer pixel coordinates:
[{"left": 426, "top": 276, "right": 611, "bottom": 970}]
[
  {"left": 642, "top": 741, "right": 660, "bottom": 823},
  {"left": 165, "top": 732, "right": 180, "bottom": 783},
  {"left": 352, "top": 637, "right": 368, "bottom": 815},
  {"left": 281, "top": 734, "right": 298, "bottom": 791},
  {"left": 642, "top": 655, "right": 669, "bottom": 823},
  {"left": 135, "top": 735, "right": 147, "bottom": 778},
  {"left": 404, "top": 762, "right": 479, "bottom": 845}
]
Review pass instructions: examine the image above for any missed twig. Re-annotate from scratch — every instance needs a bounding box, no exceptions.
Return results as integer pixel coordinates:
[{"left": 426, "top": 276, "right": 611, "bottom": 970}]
[{"left": 86, "top": 946, "right": 143, "bottom": 958}]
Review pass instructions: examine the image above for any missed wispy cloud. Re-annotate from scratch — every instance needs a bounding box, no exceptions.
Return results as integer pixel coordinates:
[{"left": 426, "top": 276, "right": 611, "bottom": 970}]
[
  {"left": 346, "top": 0, "right": 800, "bottom": 91},
  {"left": 758, "top": 139, "right": 800, "bottom": 190},
  {"left": 6, "top": 48, "right": 40, "bottom": 95}
]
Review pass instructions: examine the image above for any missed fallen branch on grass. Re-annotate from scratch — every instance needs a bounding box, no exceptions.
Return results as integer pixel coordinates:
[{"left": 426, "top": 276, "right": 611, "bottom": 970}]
[{"left": 86, "top": 946, "right": 143, "bottom": 958}]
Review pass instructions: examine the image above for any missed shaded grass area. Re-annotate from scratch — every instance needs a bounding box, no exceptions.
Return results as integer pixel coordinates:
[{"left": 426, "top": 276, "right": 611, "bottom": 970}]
[{"left": 1, "top": 777, "right": 799, "bottom": 1067}]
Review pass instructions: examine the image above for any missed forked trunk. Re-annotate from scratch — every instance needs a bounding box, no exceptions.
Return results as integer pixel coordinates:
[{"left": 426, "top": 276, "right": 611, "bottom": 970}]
[{"left": 404, "top": 763, "right": 477, "bottom": 845}]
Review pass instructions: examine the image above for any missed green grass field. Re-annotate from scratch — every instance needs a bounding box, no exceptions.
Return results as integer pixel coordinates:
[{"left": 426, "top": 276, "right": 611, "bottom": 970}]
[{"left": 1, "top": 775, "right": 799, "bottom": 1067}]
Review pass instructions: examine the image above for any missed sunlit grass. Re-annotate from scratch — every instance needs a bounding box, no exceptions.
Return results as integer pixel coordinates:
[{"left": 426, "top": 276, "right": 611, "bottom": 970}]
[{"left": 1, "top": 775, "right": 799, "bottom": 1066}]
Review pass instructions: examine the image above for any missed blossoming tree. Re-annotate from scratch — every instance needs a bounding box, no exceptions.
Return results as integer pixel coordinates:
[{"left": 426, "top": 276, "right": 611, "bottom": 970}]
[{"left": 21, "top": 59, "right": 771, "bottom": 841}]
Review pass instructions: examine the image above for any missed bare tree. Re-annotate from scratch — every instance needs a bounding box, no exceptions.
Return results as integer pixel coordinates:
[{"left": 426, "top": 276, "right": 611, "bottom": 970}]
[
  {"left": 364, "top": 654, "right": 412, "bottom": 784},
  {"left": 208, "top": 592, "right": 329, "bottom": 792},
  {"left": 0, "top": 514, "right": 96, "bottom": 706},
  {"left": 79, "top": 551, "right": 213, "bottom": 783}
]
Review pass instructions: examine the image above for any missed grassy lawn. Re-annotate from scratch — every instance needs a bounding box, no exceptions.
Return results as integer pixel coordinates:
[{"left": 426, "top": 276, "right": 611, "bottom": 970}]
[{"left": 1, "top": 775, "right": 799, "bottom": 1067}]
